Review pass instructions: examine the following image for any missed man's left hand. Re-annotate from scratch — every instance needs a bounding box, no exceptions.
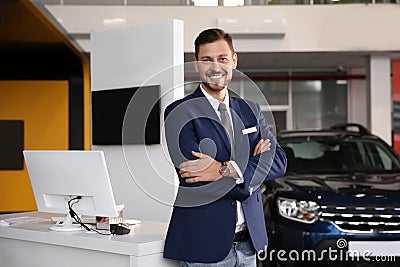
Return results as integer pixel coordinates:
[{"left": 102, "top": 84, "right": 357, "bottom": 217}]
[
  {"left": 253, "top": 139, "right": 271, "bottom": 156},
  {"left": 179, "top": 151, "right": 221, "bottom": 183}
]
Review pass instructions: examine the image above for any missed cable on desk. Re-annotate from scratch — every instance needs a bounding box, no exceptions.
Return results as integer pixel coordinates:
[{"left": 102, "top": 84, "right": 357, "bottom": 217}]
[{"left": 68, "top": 196, "right": 112, "bottom": 236}]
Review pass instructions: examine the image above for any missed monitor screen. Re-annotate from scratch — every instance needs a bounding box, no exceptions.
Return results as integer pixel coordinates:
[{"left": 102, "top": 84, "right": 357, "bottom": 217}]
[
  {"left": 91, "top": 85, "right": 160, "bottom": 145},
  {"left": 23, "top": 150, "right": 119, "bottom": 231}
]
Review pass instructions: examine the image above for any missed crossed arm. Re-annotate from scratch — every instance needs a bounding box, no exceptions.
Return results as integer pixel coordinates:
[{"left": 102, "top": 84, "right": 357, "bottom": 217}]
[
  {"left": 164, "top": 97, "right": 287, "bottom": 188},
  {"left": 179, "top": 139, "right": 271, "bottom": 183}
]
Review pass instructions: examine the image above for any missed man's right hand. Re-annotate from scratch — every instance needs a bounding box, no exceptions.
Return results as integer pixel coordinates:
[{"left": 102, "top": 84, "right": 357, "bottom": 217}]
[{"left": 179, "top": 151, "right": 221, "bottom": 183}]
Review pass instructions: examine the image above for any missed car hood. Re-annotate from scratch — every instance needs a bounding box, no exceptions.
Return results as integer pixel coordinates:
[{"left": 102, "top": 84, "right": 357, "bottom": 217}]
[{"left": 275, "top": 173, "right": 400, "bottom": 204}]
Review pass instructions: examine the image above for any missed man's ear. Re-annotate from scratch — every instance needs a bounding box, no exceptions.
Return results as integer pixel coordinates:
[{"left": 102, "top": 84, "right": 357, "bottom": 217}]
[{"left": 233, "top": 53, "right": 238, "bottom": 69}]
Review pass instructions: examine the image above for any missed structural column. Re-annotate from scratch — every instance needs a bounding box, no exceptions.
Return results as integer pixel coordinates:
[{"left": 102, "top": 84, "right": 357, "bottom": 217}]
[{"left": 367, "top": 55, "right": 392, "bottom": 145}]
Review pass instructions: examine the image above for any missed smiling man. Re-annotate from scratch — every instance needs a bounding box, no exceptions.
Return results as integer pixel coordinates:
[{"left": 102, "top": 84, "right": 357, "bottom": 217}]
[
  {"left": 195, "top": 37, "right": 236, "bottom": 99},
  {"left": 163, "top": 28, "right": 287, "bottom": 266}
]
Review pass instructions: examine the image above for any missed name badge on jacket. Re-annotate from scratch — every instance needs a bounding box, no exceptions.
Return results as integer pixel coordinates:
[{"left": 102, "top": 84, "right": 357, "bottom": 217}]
[{"left": 242, "top": 126, "right": 257, "bottom": 135}]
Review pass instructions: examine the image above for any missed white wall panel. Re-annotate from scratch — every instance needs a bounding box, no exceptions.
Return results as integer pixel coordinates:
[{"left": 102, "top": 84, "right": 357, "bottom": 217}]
[
  {"left": 348, "top": 68, "right": 367, "bottom": 127},
  {"left": 91, "top": 20, "right": 184, "bottom": 222}
]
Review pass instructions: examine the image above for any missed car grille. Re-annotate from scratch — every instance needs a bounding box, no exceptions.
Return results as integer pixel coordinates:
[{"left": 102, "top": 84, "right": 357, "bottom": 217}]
[{"left": 319, "top": 205, "right": 400, "bottom": 233}]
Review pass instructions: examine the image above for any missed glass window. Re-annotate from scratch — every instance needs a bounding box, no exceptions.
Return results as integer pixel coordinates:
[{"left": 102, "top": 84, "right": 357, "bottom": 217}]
[
  {"left": 281, "top": 137, "right": 400, "bottom": 174},
  {"left": 227, "top": 80, "right": 242, "bottom": 98},
  {"left": 345, "top": 140, "right": 400, "bottom": 171},
  {"left": 254, "top": 80, "right": 289, "bottom": 105},
  {"left": 184, "top": 82, "right": 198, "bottom": 96},
  {"left": 64, "top": 0, "right": 124, "bottom": 4},
  {"left": 242, "top": 73, "right": 289, "bottom": 106},
  {"left": 377, "top": 145, "right": 395, "bottom": 169},
  {"left": 292, "top": 73, "right": 347, "bottom": 130},
  {"left": 266, "top": 111, "right": 286, "bottom": 135}
]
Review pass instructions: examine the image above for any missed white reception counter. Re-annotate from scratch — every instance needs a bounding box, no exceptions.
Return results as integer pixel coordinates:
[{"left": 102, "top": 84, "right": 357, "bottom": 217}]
[{"left": 0, "top": 212, "right": 179, "bottom": 267}]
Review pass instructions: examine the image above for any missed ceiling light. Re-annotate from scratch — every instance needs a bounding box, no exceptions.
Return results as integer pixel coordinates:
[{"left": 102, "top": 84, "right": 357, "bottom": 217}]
[
  {"left": 193, "top": 0, "right": 218, "bottom": 6},
  {"left": 336, "top": 80, "right": 348, "bottom": 85},
  {"left": 224, "top": 0, "right": 244, "bottom": 6},
  {"left": 103, "top": 18, "right": 127, "bottom": 27}
]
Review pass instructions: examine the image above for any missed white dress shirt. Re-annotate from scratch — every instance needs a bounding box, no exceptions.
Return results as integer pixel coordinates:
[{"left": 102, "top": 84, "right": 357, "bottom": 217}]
[{"left": 200, "top": 85, "right": 247, "bottom": 232}]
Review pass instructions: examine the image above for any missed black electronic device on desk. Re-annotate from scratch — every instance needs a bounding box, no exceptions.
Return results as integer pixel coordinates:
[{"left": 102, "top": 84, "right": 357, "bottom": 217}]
[{"left": 110, "top": 223, "right": 131, "bottom": 235}]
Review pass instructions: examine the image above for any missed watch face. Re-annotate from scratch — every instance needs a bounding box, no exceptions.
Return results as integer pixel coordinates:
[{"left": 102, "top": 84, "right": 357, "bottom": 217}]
[{"left": 220, "top": 165, "right": 230, "bottom": 177}]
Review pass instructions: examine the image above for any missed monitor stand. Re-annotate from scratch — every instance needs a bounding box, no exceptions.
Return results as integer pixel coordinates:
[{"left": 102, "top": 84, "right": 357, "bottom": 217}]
[{"left": 50, "top": 213, "right": 85, "bottom": 232}]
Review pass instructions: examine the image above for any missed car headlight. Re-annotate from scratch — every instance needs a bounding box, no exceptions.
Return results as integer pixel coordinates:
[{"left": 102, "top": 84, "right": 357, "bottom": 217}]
[{"left": 277, "top": 197, "right": 320, "bottom": 224}]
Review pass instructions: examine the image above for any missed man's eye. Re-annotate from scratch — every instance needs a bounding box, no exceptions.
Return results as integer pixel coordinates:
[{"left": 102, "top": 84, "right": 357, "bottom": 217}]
[{"left": 219, "top": 58, "right": 228, "bottom": 62}]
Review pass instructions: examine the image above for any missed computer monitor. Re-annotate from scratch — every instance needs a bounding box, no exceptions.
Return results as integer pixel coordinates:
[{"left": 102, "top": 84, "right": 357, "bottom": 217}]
[{"left": 23, "top": 150, "right": 119, "bottom": 232}]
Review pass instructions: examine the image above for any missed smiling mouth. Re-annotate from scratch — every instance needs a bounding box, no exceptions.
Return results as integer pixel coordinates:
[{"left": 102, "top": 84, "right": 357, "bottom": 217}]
[
  {"left": 206, "top": 72, "right": 226, "bottom": 83},
  {"left": 208, "top": 73, "right": 224, "bottom": 79}
]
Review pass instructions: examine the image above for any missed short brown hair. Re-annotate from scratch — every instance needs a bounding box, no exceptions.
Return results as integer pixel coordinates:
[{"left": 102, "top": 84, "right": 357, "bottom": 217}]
[{"left": 194, "top": 28, "right": 234, "bottom": 60}]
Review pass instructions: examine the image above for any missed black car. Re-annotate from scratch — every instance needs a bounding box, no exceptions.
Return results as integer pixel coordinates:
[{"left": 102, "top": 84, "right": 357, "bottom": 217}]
[{"left": 262, "top": 124, "right": 400, "bottom": 266}]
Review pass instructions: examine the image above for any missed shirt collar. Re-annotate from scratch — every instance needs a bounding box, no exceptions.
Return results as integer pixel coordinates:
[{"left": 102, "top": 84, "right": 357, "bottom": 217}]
[{"left": 200, "top": 84, "right": 230, "bottom": 111}]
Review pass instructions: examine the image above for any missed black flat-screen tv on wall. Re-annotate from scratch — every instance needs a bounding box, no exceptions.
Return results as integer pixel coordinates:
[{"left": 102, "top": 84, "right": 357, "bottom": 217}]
[{"left": 91, "top": 85, "right": 160, "bottom": 145}]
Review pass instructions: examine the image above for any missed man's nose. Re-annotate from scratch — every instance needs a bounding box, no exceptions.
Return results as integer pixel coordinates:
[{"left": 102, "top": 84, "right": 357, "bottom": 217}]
[{"left": 210, "top": 61, "right": 222, "bottom": 71}]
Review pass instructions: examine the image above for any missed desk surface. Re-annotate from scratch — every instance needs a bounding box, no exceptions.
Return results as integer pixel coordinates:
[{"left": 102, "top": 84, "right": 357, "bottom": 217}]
[{"left": 0, "top": 211, "right": 169, "bottom": 257}]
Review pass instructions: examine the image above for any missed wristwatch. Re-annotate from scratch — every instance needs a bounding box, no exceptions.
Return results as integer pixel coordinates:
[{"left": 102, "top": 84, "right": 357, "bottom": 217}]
[{"left": 219, "top": 161, "right": 231, "bottom": 177}]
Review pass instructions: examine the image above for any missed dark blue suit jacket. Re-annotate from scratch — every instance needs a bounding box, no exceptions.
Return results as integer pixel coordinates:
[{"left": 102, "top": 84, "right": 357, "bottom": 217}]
[{"left": 163, "top": 87, "right": 287, "bottom": 263}]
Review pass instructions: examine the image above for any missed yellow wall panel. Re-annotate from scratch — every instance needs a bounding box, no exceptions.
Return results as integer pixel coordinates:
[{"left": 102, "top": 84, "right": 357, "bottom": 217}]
[{"left": 0, "top": 80, "right": 69, "bottom": 212}]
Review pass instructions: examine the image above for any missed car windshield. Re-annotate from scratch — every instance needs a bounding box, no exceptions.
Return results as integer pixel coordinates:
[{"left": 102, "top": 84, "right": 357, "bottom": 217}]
[{"left": 280, "top": 136, "right": 400, "bottom": 174}]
